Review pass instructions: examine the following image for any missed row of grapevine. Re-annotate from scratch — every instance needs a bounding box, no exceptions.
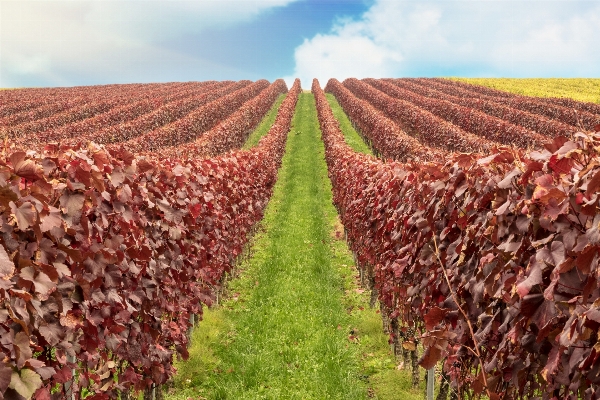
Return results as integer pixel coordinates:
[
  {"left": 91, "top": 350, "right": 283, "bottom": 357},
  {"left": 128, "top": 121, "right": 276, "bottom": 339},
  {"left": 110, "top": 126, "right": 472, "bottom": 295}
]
[
  {"left": 542, "top": 96, "right": 600, "bottom": 116},
  {"left": 16, "top": 81, "right": 251, "bottom": 151},
  {"left": 0, "top": 81, "right": 180, "bottom": 103},
  {"left": 323, "top": 79, "right": 444, "bottom": 161},
  {"left": 325, "top": 79, "right": 493, "bottom": 156},
  {"left": 0, "top": 82, "right": 203, "bottom": 128},
  {"left": 2, "top": 83, "right": 204, "bottom": 141},
  {"left": 366, "top": 79, "right": 552, "bottom": 147},
  {"left": 447, "top": 78, "right": 600, "bottom": 112},
  {"left": 0, "top": 82, "right": 195, "bottom": 118},
  {"left": 19, "top": 81, "right": 231, "bottom": 149},
  {"left": 157, "top": 79, "right": 288, "bottom": 159},
  {"left": 405, "top": 78, "right": 578, "bottom": 139},
  {"left": 119, "top": 79, "right": 285, "bottom": 154},
  {"left": 0, "top": 79, "right": 300, "bottom": 399},
  {"left": 315, "top": 77, "right": 600, "bottom": 399},
  {"left": 430, "top": 78, "right": 600, "bottom": 130},
  {"left": 431, "top": 78, "right": 514, "bottom": 98}
]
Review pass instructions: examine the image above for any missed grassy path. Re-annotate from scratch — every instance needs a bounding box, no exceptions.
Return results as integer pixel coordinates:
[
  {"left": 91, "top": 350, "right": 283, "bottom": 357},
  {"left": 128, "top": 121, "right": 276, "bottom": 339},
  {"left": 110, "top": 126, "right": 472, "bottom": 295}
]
[
  {"left": 166, "top": 93, "right": 422, "bottom": 400},
  {"left": 168, "top": 93, "right": 366, "bottom": 399},
  {"left": 326, "top": 94, "right": 373, "bottom": 155},
  {"left": 243, "top": 93, "right": 286, "bottom": 149}
]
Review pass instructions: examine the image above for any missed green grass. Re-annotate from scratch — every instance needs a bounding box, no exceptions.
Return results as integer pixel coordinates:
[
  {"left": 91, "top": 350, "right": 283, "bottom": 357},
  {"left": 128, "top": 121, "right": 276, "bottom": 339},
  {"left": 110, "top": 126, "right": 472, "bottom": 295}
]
[
  {"left": 326, "top": 94, "right": 373, "bottom": 155},
  {"left": 243, "top": 93, "right": 286, "bottom": 149},
  {"left": 165, "top": 93, "right": 422, "bottom": 400},
  {"left": 340, "top": 279, "right": 424, "bottom": 400},
  {"left": 167, "top": 93, "right": 364, "bottom": 399}
]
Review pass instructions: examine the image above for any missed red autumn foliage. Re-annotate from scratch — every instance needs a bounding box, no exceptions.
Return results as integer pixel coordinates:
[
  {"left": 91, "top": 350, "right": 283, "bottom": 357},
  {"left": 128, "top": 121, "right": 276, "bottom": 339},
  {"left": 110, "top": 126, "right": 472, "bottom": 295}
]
[
  {"left": 336, "top": 78, "right": 493, "bottom": 153},
  {"left": 3, "top": 85, "right": 178, "bottom": 142},
  {"left": 431, "top": 78, "right": 600, "bottom": 131},
  {"left": 64, "top": 80, "right": 252, "bottom": 149},
  {"left": 19, "top": 81, "right": 227, "bottom": 150},
  {"left": 361, "top": 78, "right": 547, "bottom": 149},
  {"left": 0, "top": 83, "right": 187, "bottom": 126},
  {"left": 0, "top": 79, "right": 300, "bottom": 399},
  {"left": 157, "top": 79, "right": 289, "bottom": 159},
  {"left": 323, "top": 79, "right": 443, "bottom": 161},
  {"left": 537, "top": 97, "right": 600, "bottom": 117},
  {"left": 404, "top": 78, "right": 579, "bottom": 138},
  {"left": 116, "top": 80, "right": 275, "bottom": 153},
  {"left": 314, "top": 77, "right": 600, "bottom": 400}
]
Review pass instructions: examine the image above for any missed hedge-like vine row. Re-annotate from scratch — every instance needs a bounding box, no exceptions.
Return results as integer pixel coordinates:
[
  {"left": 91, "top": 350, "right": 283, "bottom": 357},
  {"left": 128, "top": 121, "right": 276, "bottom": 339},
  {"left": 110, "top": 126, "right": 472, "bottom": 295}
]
[
  {"left": 315, "top": 77, "right": 600, "bottom": 400},
  {"left": 397, "top": 78, "right": 578, "bottom": 139},
  {"left": 0, "top": 83, "right": 190, "bottom": 121},
  {"left": 363, "top": 79, "right": 547, "bottom": 149},
  {"left": 62, "top": 80, "right": 253, "bottom": 149},
  {"left": 331, "top": 78, "right": 491, "bottom": 154},
  {"left": 430, "top": 78, "right": 600, "bottom": 131},
  {"left": 2, "top": 83, "right": 201, "bottom": 141},
  {"left": 117, "top": 80, "right": 275, "bottom": 153},
  {"left": 0, "top": 79, "right": 300, "bottom": 399},
  {"left": 27, "top": 82, "right": 225, "bottom": 148},
  {"left": 323, "top": 78, "right": 444, "bottom": 161},
  {"left": 157, "top": 79, "right": 289, "bottom": 159}
]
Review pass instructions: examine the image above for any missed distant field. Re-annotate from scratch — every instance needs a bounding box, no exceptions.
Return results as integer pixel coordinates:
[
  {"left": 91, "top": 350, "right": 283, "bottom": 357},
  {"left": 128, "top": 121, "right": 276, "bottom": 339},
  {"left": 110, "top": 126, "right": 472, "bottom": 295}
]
[{"left": 451, "top": 77, "right": 600, "bottom": 103}]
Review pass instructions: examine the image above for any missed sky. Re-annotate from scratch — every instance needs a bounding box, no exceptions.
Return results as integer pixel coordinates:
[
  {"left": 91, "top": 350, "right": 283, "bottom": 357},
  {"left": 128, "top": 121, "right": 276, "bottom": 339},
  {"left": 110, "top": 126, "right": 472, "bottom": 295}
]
[{"left": 1, "top": 0, "right": 599, "bottom": 88}]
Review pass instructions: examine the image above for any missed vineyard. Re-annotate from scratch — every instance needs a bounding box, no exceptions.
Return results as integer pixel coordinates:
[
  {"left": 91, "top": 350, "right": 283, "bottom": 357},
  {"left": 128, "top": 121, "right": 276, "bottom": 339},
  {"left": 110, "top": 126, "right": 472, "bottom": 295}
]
[
  {"left": 0, "top": 79, "right": 300, "bottom": 399},
  {"left": 317, "top": 78, "right": 600, "bottom": 399},
  {"left": 1, "top": 77, "right": 600, "bottom": 399}
]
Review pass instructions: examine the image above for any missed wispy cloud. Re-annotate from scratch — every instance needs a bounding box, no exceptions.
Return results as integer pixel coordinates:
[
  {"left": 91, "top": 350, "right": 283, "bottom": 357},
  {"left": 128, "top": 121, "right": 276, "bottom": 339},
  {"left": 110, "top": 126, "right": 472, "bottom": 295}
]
[
  {"left": 286, "top": 0, "right": 600, "bottom": 85},
  {"left": 0, "top": 0, "right": 298, "bottom": 87}
]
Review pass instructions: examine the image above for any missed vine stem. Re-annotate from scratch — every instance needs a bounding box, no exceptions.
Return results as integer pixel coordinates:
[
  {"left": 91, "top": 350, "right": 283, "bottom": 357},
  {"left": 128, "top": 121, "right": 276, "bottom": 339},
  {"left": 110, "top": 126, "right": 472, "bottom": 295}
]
[{"left": 431, "top": 234, "right": 494, "bottom": 399}]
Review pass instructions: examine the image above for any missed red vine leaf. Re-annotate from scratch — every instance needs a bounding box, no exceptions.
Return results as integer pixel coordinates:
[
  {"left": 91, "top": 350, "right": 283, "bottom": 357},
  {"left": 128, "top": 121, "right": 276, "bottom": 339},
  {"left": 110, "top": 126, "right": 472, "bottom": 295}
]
[
  {"left": 0, "top": 245, "right": 14, "bottom": 279},
  {"left": 0, "top": 363, "right": 11, "bottom": 393},
  {"left": 9, "top": 201, "right": 37, "bottom": 230},
  {"left": 39, "top": 207, "right": 63, "bottom": 233},
  {"left": 13, "top": 332, "right": 32, "bottom": 369},
  {"left": 517, "top": 260, "right": 543, "bottom": 298},
  {"left": 424, "top": 307, "right": 447, "bottom": 330},
  {"left": 585, "top": 170, "right": 600, "bottom": 196},
  {"left": 10, "top": 152, "right": 44, "bottom": 181},
  {"left": 59, "top": 192, "right": 85, "bottom": 227}
]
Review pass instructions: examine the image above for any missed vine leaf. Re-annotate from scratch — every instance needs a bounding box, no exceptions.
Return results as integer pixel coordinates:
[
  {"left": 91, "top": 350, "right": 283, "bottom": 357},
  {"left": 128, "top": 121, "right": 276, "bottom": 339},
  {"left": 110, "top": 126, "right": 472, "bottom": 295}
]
[
  {"left": 10, "top": 152, "right": 44, "bottom": 181},
  {"left": 9, "top": 369, "right": 42, "bottom": 399},
  {"left": 9, "top": 201, "right": 37, "bottom": 230},
  {"left": 0, "top": 246, "right": 14, "bottom": 279},
  {"left": 0, "top": 363, "right": 11, "bottom": 393}
]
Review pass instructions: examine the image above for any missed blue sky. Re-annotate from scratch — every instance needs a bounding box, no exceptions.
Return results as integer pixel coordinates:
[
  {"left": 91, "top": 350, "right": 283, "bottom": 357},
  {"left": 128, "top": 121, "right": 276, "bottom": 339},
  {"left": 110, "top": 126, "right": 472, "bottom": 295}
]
[{"left": 1, "top": 0, "right": 599, "bottom": 88}]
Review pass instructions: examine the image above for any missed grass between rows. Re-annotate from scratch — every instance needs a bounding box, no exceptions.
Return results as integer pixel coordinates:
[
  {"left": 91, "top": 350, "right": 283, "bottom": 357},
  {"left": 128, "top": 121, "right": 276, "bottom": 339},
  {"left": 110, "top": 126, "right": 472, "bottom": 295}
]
[
  {"left": 243, "top": 93, "right": 287, "bottom": 149},
  {"left": 165, "top": 93, "right": 422, "bottom": 399},
  {"left": 325, "top": 94, "right": 373, "bottom": 156},
  {"left": 168, "top": 93, "right": 365, "bottom": 399}
]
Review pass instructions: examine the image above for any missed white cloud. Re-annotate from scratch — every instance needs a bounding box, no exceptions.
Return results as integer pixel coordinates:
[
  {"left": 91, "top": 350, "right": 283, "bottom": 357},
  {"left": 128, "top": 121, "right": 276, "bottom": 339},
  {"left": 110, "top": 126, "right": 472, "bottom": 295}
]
[
  {"left": 0, "top": 0, "right": 297, "bottom": 87},
  {"left": 290, "top": 32, "right": 401, "bottom": 87},
  {"left": 287, "top": 0, "right": 600, "bottom": 86}
]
